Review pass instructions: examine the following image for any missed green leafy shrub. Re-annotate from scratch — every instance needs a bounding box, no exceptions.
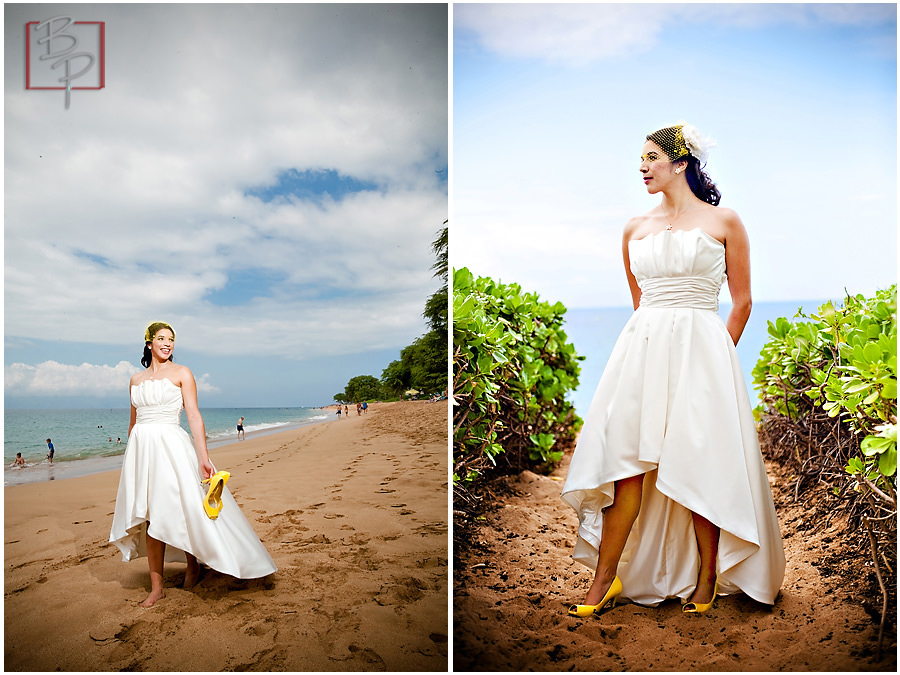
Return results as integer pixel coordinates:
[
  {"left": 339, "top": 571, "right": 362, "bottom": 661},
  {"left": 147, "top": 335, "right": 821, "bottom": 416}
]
[
  {"left": 753, "top": 285, "right": 896, "bottom": 647},
  {"left": 753, "top": 286, "right": 897, "bottom": 489},
  {"left": 452, "top": 268, "right": 583, "bottom": 496}
]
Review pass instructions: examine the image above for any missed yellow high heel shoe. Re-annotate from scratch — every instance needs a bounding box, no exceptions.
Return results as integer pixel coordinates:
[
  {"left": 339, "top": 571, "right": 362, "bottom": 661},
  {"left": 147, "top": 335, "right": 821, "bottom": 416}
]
[
  {"left": 201, "top": 471, "right": 230, "bottom": 519},
  {"left": 568, "top": 575, "right": 622, "bottom": 617},
  {"left": 682, "top": 578, "right": 718, "bottom": 614}
]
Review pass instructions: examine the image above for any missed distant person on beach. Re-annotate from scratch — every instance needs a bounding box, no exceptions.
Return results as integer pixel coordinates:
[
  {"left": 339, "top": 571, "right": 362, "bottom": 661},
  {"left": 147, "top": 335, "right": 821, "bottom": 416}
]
[
  {"left": 344, "top": 405, "right": 349, "bottom": 417},
  {"left": 336, "top": 407, "right": 342, "bottom": 418},
  {"left": 46, "top": 439, "right": 54, "bottom": 463},
  {"left": 561, "top": 122, "right": 784, "bottom": 618},
  {"left": 109, "top": 321, "right": 276, "bottom": 608},
  {"left": 356, "top": 402, "right": 362, "bottom": 416},
  {"left": 362, "top": 401, "right": 368, "bottom": 413},
  {"left": 237, "top": 417, "right": 245, "bottom": 441},
  {"left": 14, "top": 453, "right": 25, "bottom": 467}
]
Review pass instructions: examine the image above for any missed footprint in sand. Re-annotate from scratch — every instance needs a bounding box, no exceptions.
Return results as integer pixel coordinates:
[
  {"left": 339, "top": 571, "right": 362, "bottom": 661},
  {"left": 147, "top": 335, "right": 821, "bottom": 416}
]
[
  {"left": 375, "top": 575, "right": 428, "bottom": 604},
  {"left": 415, "top": 556, "right": 446, "bottom": 569},
  {"left": 347, "top": 644, "right": 385, "bottom": 668},
  {"left": 414, "top": 523, "right": 446, "bottom": 537},
  {"left": 341, "top": 533, "right": 369, "bottom": 546}
]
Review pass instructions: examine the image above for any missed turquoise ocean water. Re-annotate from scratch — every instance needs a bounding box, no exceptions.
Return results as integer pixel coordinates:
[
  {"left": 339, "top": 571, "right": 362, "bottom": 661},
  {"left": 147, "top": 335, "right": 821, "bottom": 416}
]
[
  {"left": 565, "top": 299, "right": 829, "bottom": 417},
  {"left": 4, "top": 406, "right": 332, "bottom": 486}
]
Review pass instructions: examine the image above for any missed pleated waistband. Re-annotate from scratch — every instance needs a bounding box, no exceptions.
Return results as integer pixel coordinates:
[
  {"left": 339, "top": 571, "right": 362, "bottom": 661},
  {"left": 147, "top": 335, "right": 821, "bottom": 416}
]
[
  {"left": 135, "top": 409, "right": 182, "bottom": 425},
  {"left": 639, "top": 276, "right": 720, "bottom": 311}
]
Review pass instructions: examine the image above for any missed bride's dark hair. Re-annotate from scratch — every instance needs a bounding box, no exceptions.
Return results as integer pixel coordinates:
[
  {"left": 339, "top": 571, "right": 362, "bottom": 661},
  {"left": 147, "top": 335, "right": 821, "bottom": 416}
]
[
  {"left": 681, "top": 155, "right": 721, "bottom": 206},
  {"left": 141, "top": 322, "right": 175, "bottom": 368},
  {"left": 141, "top": 345, "right": 174, "bottom": 368}
]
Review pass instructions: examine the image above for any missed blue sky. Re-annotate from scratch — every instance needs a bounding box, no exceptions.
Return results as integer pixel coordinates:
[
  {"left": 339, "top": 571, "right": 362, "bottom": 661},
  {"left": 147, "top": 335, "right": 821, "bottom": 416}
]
[
  {"left": 245, "top": 169, "right": 381, "bottom": 206},
  {"left": 4, "top": 3, "right": 447, "bottom": 409},
  {"left": 453, "top": 3, "right": 897, "bottom": 309}
]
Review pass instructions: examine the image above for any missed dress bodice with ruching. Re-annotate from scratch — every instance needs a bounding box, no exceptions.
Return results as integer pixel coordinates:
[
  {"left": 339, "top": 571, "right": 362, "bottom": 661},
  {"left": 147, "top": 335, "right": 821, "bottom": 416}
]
[
  {"left": 131, "top": 378, "right": 183, "bottom": 425},
  {"left": 628, "top": 228, "right": 726, "bottom": 311}
]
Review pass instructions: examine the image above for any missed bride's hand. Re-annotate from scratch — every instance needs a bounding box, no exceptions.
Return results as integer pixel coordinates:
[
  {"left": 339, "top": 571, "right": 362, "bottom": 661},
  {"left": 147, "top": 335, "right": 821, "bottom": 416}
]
[{"left": 199, "top": 458, "right": 215, "bottom": 481}]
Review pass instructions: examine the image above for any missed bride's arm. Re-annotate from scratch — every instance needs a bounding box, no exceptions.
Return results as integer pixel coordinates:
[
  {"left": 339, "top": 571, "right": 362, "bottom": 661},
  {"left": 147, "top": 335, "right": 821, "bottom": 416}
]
[
  {"left": 128, "top": 377, "right": 138, "bottom": 436},
  {"left": 181, "top": 368, "right": 214, "bottom": 480},
  {"left": 623, "top": 218, "right": 642, "bottom": 311},
  {"left": 722, "top": 210, "right": 752, "bottom": 346}
]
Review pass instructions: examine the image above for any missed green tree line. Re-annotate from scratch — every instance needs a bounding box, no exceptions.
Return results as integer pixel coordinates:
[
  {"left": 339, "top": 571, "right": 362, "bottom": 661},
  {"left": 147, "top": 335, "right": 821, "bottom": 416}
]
[{"left": 333, "top": 223, "right": 448, "bottom": 403}]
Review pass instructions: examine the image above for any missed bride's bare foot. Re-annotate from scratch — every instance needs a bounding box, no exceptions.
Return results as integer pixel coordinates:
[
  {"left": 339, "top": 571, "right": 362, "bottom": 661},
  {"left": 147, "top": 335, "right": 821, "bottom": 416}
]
[
  {"left": 139, "top": 588, "right": 166, "bottom": 607},
  {"left": 183, "top": 562, "right": 201, "bottom": 589}
]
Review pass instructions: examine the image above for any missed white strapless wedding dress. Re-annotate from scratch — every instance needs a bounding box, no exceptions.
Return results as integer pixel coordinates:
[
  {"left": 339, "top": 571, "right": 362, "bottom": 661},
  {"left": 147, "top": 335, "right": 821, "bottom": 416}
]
[
  {"left": 109, "top": 378, "right": 276, "bottom": 579},
  {"left": 561, "top": 228, "right": 785, "bottom": 606}
]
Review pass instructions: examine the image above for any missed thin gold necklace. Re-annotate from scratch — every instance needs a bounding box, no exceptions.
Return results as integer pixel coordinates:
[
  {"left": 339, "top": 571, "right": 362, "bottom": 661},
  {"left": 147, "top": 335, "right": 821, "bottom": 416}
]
[{"left": 664, "top": 206, "right": 695, "bottom": 231}]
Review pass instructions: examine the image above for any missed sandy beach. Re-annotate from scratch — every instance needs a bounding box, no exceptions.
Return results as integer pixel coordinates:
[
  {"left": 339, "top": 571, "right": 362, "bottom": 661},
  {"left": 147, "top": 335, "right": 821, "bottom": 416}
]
[
  {"left": 5, "top": 400, "right": 449, "bottom": 671},
  {"left": 453, "top": 452, "right": 895, "bottom": 671}
]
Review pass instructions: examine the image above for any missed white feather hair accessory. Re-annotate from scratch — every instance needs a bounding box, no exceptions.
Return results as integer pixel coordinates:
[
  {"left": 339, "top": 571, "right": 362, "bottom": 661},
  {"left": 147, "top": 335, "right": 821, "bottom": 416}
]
[{"left": 677, "top": 121, "right": 716, "bottom": 165}]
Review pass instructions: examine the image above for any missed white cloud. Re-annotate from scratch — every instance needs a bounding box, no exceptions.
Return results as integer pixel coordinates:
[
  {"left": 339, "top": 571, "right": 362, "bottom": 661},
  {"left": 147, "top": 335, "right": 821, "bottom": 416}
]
[
  {"left": 5, "top": 4, "right": 448, "bottom": 363},
  {"left": 455, "top": 3, "right": 897, "bottom": 65},
  {"left": 4, "top": 360, "right": 220, "bottom": 397},
  {"left": 5, "top": 360, "right": 141, "bottom": 396},
  {"left": 194, "top": 373, "right": 220, "bottom": 394},
  {"left": 4, "top": 187, "right": 446, "bottom": 356},
  {"left": 455, "top": 4, "right": 663, "bottom": 65}
]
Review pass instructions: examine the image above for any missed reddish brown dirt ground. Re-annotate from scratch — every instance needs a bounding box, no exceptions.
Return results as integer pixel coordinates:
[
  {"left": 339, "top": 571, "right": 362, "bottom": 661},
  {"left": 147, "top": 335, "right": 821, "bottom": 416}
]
[{"left": 453, "top": 452, "right": 897, "bottom": 672}]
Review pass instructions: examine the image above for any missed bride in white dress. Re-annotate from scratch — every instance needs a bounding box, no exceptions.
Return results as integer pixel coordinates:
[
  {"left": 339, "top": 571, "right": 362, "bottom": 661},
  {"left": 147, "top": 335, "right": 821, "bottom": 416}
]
[
  {"left": 109, "top": 322, "right": 276, "bottom": 607},
  {"left": 561, "top": 123, "right": 785, "bottom": 617}
]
